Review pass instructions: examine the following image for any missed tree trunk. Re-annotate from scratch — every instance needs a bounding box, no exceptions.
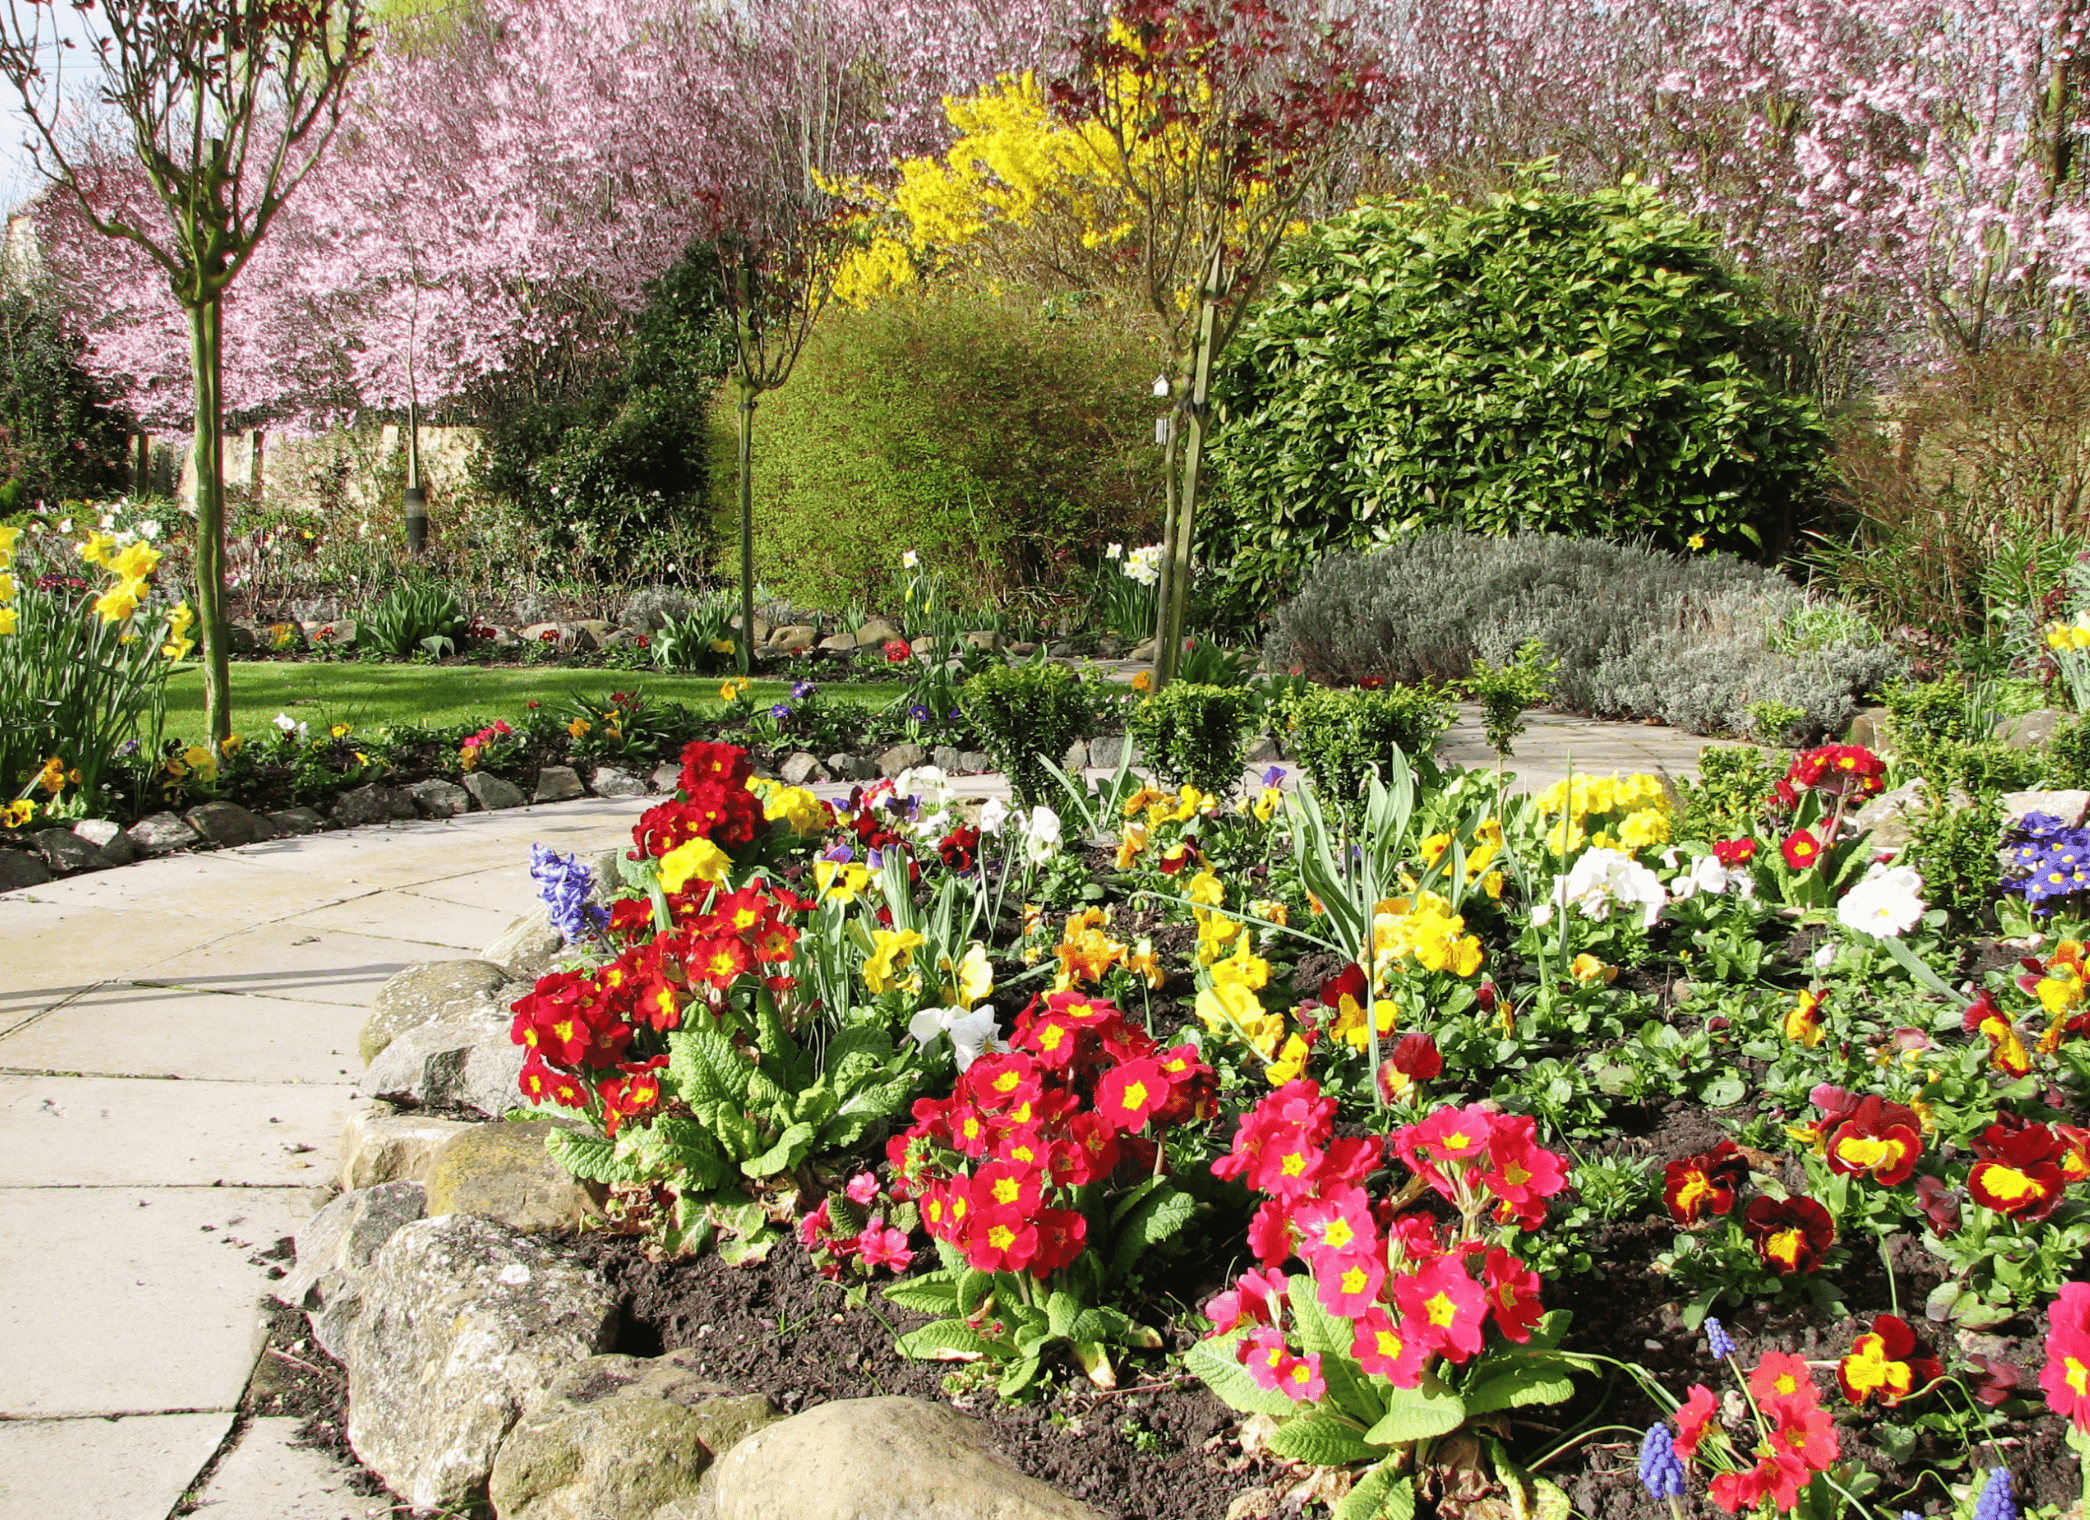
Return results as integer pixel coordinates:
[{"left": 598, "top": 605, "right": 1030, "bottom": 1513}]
[
  {"left": 187, "top": 296, "right": 231, "bottom": 746},
  {"left": 735, "top": 375, "right": 758, "bottom": 677},
  {"left": 1156, "top": 246, "right": 1224, "bottom": 690}
]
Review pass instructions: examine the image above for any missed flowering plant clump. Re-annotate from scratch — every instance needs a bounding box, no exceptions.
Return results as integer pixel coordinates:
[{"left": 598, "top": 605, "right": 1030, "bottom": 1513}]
[
  {"left": 1185, "top": 1085, "right": 1587, "bottom": 1512},
  {"left": 881, "top": 989, "right": 1216, "bottom": 1394},
  {"left": 799, "top": 1170, "right": 919, "bottom": 1287},
  {"left": 1650, "top": 1341, "right": 1848, "bottom": 1513},
  {"left": 2003, "top": 811, "right": 2090, "bottom": 914},
  {"left": 1657, "top": 1124, "right": 1845, "bottom": 1322},
  {"left": 1759, "top": 743, "right": 1889, "bottom": 912},
  {"left": 458, "top": 720, "right": 516, "bottom": 773}
]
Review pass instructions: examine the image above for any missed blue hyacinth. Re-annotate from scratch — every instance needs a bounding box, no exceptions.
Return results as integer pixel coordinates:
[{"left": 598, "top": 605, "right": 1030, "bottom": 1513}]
[
  {"left": 1637, "top": 1424, "right": 1686, "bottom": 1500},
  {"left": 530, "top": 844, "right": 607, "bottom": 945},
  {"left": 1704, "top": 1317, "right": 1736, "bottom": 1360},
  {"left": 1973, "top": 1469, "right": 2015, "bottom": 1520}
]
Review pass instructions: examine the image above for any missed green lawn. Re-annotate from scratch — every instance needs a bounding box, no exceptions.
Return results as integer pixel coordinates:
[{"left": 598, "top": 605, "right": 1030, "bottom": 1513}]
[{"left": 159, "top": 663, "right": 834, "bottom": 738}]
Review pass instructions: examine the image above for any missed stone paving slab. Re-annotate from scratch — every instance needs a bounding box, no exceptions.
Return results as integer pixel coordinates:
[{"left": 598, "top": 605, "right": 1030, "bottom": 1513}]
[
  {"left": 282, "top": 891, "right": 523, "bottom": 953},
  {"left": 184, "top": 1416, "right": 366, "bottom": 1520},
  {"left": 0, "top": 1411, "right": 233, "bottom": 1520},
  {"left": 134, "top": 926, "right": 448, "bottom": 1008},
  {"left": 0, "top": 984, "right": 363, "bottom": 1086},
  {"left": 0, "top": 1186, "right": 318, "bottom": 1417},
  {"left": 393, "top": 864, "right": 540, "bottom": 913},
  {"left": 0, "top": 1077, "right": 352, "bottom": 1187}
]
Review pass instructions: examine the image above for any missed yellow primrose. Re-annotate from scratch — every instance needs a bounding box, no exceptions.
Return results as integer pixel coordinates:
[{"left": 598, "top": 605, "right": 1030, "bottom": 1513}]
[
  {"left": 814, "top": 858, "right": 873, "bottom": 902},
  {"left": 862, "top": 928, "right": 926, "bottom": 994},
  {"left": 1617, "top": 809, "right": 1670, "bottom": 850},
  {"left": 752, "top": 780, "right": 826, "bottom": 833},
  {"left": 658, "top": 837, "right": 731, "bottom": 894}
]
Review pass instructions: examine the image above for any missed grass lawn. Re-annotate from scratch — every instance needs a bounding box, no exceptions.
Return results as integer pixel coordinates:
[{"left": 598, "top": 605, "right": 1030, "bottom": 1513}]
[{"left": 159, "top": 663, "right": 850, "bottom": 737}]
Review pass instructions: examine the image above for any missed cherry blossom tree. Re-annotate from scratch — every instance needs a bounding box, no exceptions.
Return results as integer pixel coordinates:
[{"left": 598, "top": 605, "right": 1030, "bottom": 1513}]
[{"left": 0, "top": 0, "right": 369, "bottom": 742}]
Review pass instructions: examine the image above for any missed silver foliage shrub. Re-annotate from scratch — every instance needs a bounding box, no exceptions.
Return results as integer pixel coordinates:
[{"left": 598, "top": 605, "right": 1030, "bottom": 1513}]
[{"left": 1265, "top": 532, "right": 1902, "bottom": 739}]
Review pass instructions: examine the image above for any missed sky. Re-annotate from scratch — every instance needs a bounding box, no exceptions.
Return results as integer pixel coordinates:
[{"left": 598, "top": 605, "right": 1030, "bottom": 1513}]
[{"left": 0, "top": 1, "right": 105, "bottom": 217}]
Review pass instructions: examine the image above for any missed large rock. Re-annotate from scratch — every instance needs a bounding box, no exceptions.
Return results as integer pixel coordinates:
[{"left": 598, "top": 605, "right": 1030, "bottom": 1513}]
[
  {"left": 185, "top": 801, "right": 272, "bottom": 847},
  {"left": 489, "top": 1353, "right": 776, "bottom": 1520},
  {"left": 463, "top": 771, "right": 527, "bottom": 812},
  {"left": 343, "top": 1215, "right": 620, "bottom": 1512},
  {"left": 1844, "top": 705, "right": 1891, "bottom": 750},
  {"left": 275, "top": 1180, "right": 426, "bottom": 1360},
  {"left": 681, "top": 1397, "right": 1105, "bottom": 1520},
  {"left": 854, "top": 617, "right": 900, "bottom": 647},
  {"left": 2002, "top": 789, "right": 2090, "bottom": 831},
  {"left": 592, "top": 766, "right": 647, "bottom": 799},
  {"left": 827, "top": 752, "right": 876, "bottom": 782},
  {"left": 766, "top": 624, "right": 817, "bottom": 654},
  {"left": 71, "top": 818, "right": 135, "bottom": 865},
  {"left": 650, "top": 761, "right": 683, "bottom": 793},
  {"left": 877, "top": 743, "right": 928, "bottom": 780},
  {"left": 126, "top": 811, "right": 200, "bottom": 856},
  {"left": 486, "top": 905, "right": 563, "bottom": 980},
  {"left": 334, "top": 784, "right": 417, "bottom": 827},
  {"left": 1997, "top": 708, "right": 2070, "bottom": 750},
  {"left": 424, "top": 1120, "right": 594, "bottom": 1231},
  {"left": 406, "top": 778, "right": 473, "bottom": 818},
  {"left": 1087, "top": 735, "right": 1134, "bottom": 770},
  {"left": 566, "top": 619, "right": 615, "bottom": 653},
  {"left": 363, "top": 959, "right": 517, "bottom": 1063},
  {"left": 339, "top": 1105, "right": 479, "bottom": 1190},
  {"left": 363, "top": 1013, "right": 511, "bottom": 1109},
  {"left": 267, "top": 807, "right": 328, "bottom": 836},
  {"left": 27, "top": 828, "right": 109, "bottom": 875},
  {"left": 534, "top": 765, "right": 585, "bottom": 803},
  {"left": 779, "top": 752, "right": 829, "bottom": 786},
  {"left": 1851, "top": 780, "right": 1971, "bottom": 851},
  {"left": 818, "top": 632, "right": 857, "bottom": 652},
  {"left": 0, "top": 849, "right": 51, "bottom": 891}
]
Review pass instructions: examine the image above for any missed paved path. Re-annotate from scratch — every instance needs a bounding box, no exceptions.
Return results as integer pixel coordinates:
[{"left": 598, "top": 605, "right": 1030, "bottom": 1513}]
[{"left": 0, "top": 713, "right": 1729, "bottom": 1519}]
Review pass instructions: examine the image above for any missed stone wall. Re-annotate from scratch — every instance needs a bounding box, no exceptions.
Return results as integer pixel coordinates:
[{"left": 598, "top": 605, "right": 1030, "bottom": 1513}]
[{"left": 171, "top": 424, "right": 485, "bottom": 515}]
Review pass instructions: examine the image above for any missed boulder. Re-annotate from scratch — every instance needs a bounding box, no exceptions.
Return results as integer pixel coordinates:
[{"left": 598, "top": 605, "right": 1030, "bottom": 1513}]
[
  {"left": 481, "top": 624, "right": 520, "bottom": 648},
  {"left": 931, "top": 745, "right": 965, "bottom": 774},
  {"left": 567, "top": 620, "right": 615, "bottom": 653},
  {"left": 28, "top": 828, "right": 110, "bottom": 875},
  {"left": 2002, "top": 790, "right": 2090, "bottom": 832},
  {"left": 126, "top": 811, "right": 201, "bottom": 856},
  {"left": 266, "top": 806, "right": 329, "bottom": 836},
  {"left": 910, "top": 636, "right": 940, "bottom": 658},
  {"left": 362, "top": 959, "right": 517, "bottom": 1063},
  {"left": 958, "top": 752, "right": 993, "bottom": 775},
  {"left": 424, "top": 1120, "right": 595, "bottom": 1231},
  {"left": 457, "top": 1036, "right": 532, "bottom": 1120},
  {"left": 592, "top": 766, "right": 648, "bottom": 799},
  {"left": 877, "top": 743, "right": 928, "bottom": 780},
  {"left": 854, "top": 617, "right": 900, "bottom": 646},
  {"left": 363, "top": 1012, "right": 510, "bottom": 1109},
  {"left": 1007, "top": 641, "right": 1038, "bottom": 659},
  {"left": 650, "top": 761, "right": 683, "bottom": 793},
  {"left": 334, "top": 784, "right": 417, "bottom": 827},
  {"left": 766, "top": 624, "right": 817, "bottom": 654},
  {"left": 818, "top": 633, "right": 857, "bottom": 652},
  {"left": 339, "top": 1105, "right": 479, "bottom": 1191},
  {"left": 343, "top": 1215, "right": 619, "bottom": 1513},
  {"left": 489, "top": 1353, "right": 776, "bottom": 1520},
  {"left": 0, "top": 849, "right": 52, "bottom": 891},
  {"left": 1128, "top": 637, "right": 1158, "bottom": 661},
  {"left": 463, "top": 771, "right": 527, "bottom": 811},
  {"left": 826, "top": 753, "right": 876, "bottom": 783},
  {"left": 1844, "top": 705, "right": 1891, "bottom": 750},
  {"left": 227, "top": 622, "right": 260, "bottom": 655},
  {"left": 310, "top": 618, "right": 359, "bottom": 650},
  {"left": 520, "top": 621, "right": 562, "bottom": 645},
  {"left": 72, "top": 818, "right": 135, "bottom": 865},
  {"left": 779, "top": 752, "right": 828, "bottom": 787},
  {"left": 682, "top": 1396, "right": 1105, "bottom": 1520},
  {"left": 274, "top": 1180, "right": 426, "bottom": 1360},
  {"left": 185, "top": 801, "right": 271, "bottom": 847},
  {"left": 534, "top": 766, "right": 585, "bottom": 803},
  {"left": 619, "top": 589, "right": 691, "bottom": 634},
  {"left": 1851, "top": 780, "right": 1970, "bottom": 851},
  {"left": 1997, "top": 708, "right": 2070, "bottom": 750},
  {"left": 485, "top": 905, "right": 563, "bottom": 980},
  {"left": 406, "top": 778, "right": 473, "bottom": 818},
  {"left": 1087, "top": 735, "right": 1133, "bottom": 770},
  {"left": 962, "top": 630, "right": 1001, "bottom": 651}
]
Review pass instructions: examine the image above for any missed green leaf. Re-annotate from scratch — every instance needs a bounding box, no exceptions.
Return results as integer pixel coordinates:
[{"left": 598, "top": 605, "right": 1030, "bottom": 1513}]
[
  {"left": 957, "top": 1269, "right": 997, "bottom": 1318},
  {"left": 1267, "top": 1413, "right": 1379, "bottom": 1467},
  {"left": 544, "top": 1128, "right": 627, "bottom": 1185},
  {"left": 998, "top": 1355, "right": 1044, "bottom": 1399},
  {"left": 895, "top": 1318, "right": 1003, "bottom": 1362},
  {"left": 1107, "top": 1186, "right": 1197, "bottom": 1281},
  {"left": 1335, "top": 1465, "right": 1412, "bottom": 1520},
  {"left": 881, "top": 1276, "right": 961, "bottom": 1314},
  {"left": 1363, "top": 1374, "right": 1466, "bottom": 1444},
  {"left": 1460, "top": 1357, "right": 1580, "bottom": 1415},
  {"left": 667, "top": 1027, "right": 751, "bottom": 1109},
  {"left": 1047, "top": 1290, "right": 1085, "bottom": 1340},
  {"left": 1183, "top": 1330, "right": 1298, "bottom": 1417},
  {"left": 741, "top": 1121, "right": 815, "bottom": 1178}
]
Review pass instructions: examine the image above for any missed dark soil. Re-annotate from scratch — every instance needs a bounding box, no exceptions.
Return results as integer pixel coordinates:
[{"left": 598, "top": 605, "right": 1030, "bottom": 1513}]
[{"left": 571, "top": 1232, "right": 1283, "bottom": 1520}]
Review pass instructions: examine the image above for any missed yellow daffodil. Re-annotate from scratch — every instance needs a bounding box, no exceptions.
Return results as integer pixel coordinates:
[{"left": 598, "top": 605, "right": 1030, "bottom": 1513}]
[
  {"left": 76, "top": 532, "right": 117, "bottom": 568},
  {"left": 0, "top": 606, "right": 15, "bottom": 637},
  {"left": 0, "top": 573, "right": 14, "bottom": 600},
  {"left": 0, "top": 523, "right": 19, "bottom": 558},
  {"left": 107, "top": 540, "right": 161, "bottom": 582},
  {"left": 658, "top": 836, "right": 730, "bottom": 893},
  {"left": 92, "top": 579, "right": 144, "bottom": 623}
]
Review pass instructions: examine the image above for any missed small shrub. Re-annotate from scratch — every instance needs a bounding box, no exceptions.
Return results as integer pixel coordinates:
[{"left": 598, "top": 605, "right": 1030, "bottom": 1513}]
[
  {"left": 358, "top": 580, "right": 470, "bottom": 658},
  {"left": 1282, "top": 684, "right": 1457, "bottom": 805},
  {"left": 1466, "top": 639, "right": 1556, "bottom": 761},
  {"left": 1676, "top": 745, "right": 1783, "bottom": 840},
  {"left": 1900, "top": 736, "right": 2044, "bottom": 800},
  {"left": 959, "top": 662, "right": 1094, "bottom": 807},
  {"left": 2047, "top": 718, "right": 2090, "bottom": 788},
  {"left": 1127, "top": 683, "right": 1256, "bottom": 797},
  {"left": 1902, "top": 788, "right": 2002, "bottom": 924},
  {"left": 1267, "top": 532, "right": 1902, "bottom": 739}
]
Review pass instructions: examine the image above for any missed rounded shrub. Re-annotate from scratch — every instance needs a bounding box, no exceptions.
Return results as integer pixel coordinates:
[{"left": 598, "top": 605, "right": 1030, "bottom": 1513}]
[
  {"left": 958, "top": 661, "right": 1095, "bottom": 809},
  {"left": 1127, "top": 683, "right": 1257, "bottom": 798},
  {"left": 1201, "top": 179, "right": 1829, "bottom": 622},
  {"left": 712, "top": 289, "right": 1163, "bottom": 614}
]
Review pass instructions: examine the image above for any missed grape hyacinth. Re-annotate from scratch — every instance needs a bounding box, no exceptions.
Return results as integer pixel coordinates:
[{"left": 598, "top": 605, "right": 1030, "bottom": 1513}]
[
  {"left": 1973, "top": 1468, "right": 2016, "bottom": 1520},
  {"left": 1638, "top": 1424, "right": 1687, "bottom": 1500},
  {"left": 530, "top": 844, "right": 608, "bottom": 945},
  {"left": 1704, "top": 1317, "right": 1736, "bottom": 1360}
]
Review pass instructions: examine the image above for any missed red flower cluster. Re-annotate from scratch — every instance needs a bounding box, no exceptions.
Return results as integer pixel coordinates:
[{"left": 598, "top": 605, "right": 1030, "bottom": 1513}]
[
  {"left": 1207, "top": 1086, "right": 1562, "bottom": 1399},
  {"left": 508, "top": 877, "right": 805, "bottom": 1130},
  {"left": 891, "top": 991, "right": 1214, "bottom": 1279},
  {"left": 1664, "top": 1140, "right": 1749, "bottom": 1225},
  {"left": 2041, "top": 1281, "right": 2090, "bottom": 1431},
  {"left": 1810, "top": 1086, "right": 1923, "bottom": 1185},
  {"left": 632, "top": 742, "right": 765, "bottom": 859},
  {"left": 1836, "top": 1314, "right": 1941, "bottom": 1407},
  {"left": 1967, "top": 1113, "right": 2090, "bottom": 1220},
  {"left": 1673, "top": 1351, "right": 1839, "bottom": 1513},
  {"left": 1712, "top": 837, "right": 1757, "bottom": 867},
  {"left": 883, "top": 638, "right": 912, "bottom": 663},
  {"left": 1771, "top": 744, "right": 1886, "bottom": 809}
]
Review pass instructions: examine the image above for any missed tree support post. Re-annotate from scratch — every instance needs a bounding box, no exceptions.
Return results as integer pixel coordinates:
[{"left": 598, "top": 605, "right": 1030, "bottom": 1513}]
[
  {"left": 186, "top": 294, "right": 232, "bottom": 746},
  {"left": 1155, "top": 241, "right": 1224, "bottom": 691}
]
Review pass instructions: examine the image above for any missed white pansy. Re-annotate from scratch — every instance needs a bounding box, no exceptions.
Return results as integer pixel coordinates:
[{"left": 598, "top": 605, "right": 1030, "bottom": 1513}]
[
  {"left": 1553, "top": 846, "right": 1668, "bottom": 928},
  {"left": 1836, "top": 862, "right": 1925, "bottom": 939},
  {"left": 907, "top": 1005, "right": 1006, "bottom": 1071},
  {"left": 1023, "top": 805, "right": 1062, "bottom": 863},
  {"left": 1669, "top": 852, "right": 1754, "bottom": 902},
  {"left": 978, "top": 797, "right": 1009, "bottom": 836}
]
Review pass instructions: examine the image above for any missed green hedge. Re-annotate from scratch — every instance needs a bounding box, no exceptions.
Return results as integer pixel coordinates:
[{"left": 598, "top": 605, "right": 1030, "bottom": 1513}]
[
  {"left": 1200, "top": 179, "right": 1829, "bottom": 623},
  {"left": 712, "top": 290, "right": 1163, "bottom": 613}
]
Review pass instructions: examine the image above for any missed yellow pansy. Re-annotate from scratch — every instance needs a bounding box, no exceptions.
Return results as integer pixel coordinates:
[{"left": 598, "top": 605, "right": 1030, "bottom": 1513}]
[
  {"left": 1266, "top": 1033, "right": 1311, "bottom": 1084},
  {"left": 814, "top": 859, "right": 873, "bottom": 902},
  {"left": 943, "top": 942, "right": 994, "bottom": 1005},
  {"left": 862, "top": 928, "right": 926, "bottom": 994},
  {"left": 1210, "top": 936, "right": 1271, "bottom": 993},
  {"left": 1186, "top": 868, "right": 1224, "bottom": 907}
]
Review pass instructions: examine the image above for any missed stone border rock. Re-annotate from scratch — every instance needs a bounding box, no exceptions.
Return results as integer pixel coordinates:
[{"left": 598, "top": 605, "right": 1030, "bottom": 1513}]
[{"left": 276, "top": 922, "right": 1112, "bottom": 1520}]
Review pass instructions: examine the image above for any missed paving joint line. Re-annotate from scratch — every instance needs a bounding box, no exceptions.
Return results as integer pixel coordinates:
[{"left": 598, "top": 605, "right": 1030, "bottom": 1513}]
[{"left": 0, "top": 979, "right": 111, "bottom": 1042}]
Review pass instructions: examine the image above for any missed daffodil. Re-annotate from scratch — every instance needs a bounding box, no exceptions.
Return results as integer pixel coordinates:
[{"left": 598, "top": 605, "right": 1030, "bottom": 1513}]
[
  {"left": 76, "top": 531, "right": 117, "bottom": 568},
  {"left": 107, "top": 540, "right": 161, "bottom": 582}
]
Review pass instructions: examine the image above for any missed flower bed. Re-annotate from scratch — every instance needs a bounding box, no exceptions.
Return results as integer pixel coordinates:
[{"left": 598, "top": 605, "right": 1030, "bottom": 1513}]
[{"left": 405, "top": 730, "right": 2090, "bottom": 1518}]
